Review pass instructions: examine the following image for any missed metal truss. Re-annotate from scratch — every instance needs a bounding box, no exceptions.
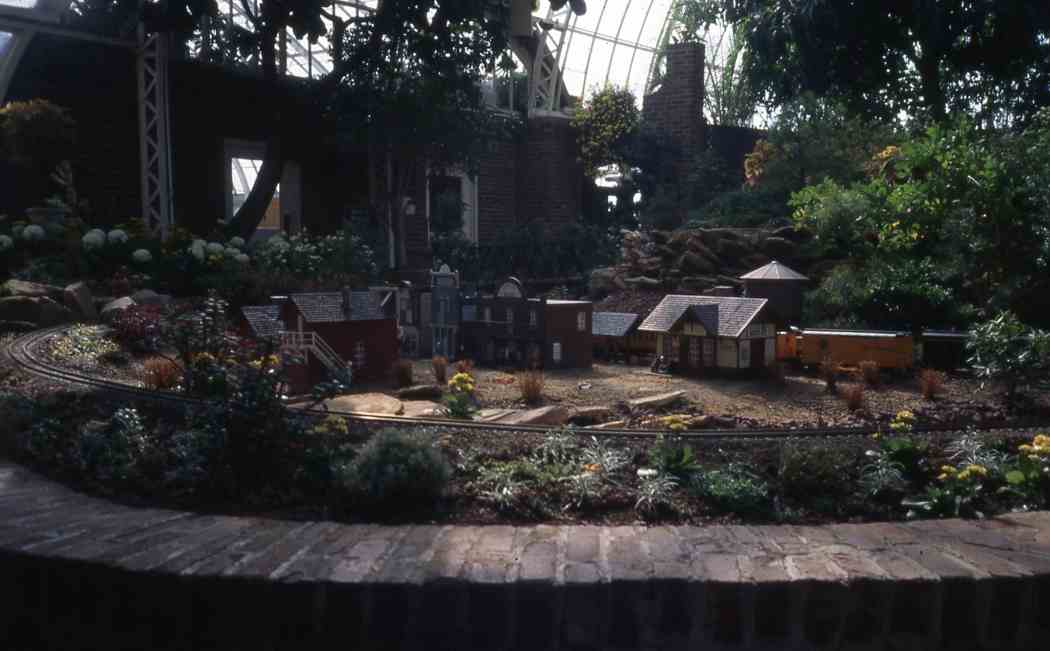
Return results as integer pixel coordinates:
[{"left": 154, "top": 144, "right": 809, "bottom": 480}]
[{"left": 137, "top": 23, "right": 173, "bottom": 237}]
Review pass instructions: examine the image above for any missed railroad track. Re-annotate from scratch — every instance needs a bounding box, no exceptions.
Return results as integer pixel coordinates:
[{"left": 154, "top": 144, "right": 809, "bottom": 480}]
[{"left": 5, "top": 325, "right": 1048, "bottom": 441}]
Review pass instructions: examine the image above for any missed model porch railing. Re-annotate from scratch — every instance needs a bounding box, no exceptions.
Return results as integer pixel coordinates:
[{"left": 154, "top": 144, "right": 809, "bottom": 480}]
[{"left": 278, "top": 330, "right": 348, "bottom": 378}]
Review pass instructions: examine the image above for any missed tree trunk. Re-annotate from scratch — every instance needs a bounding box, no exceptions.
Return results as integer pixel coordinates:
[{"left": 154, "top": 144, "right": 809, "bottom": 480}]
[{"left": 228, "top": 29, "right": 286, "bottom": 240}]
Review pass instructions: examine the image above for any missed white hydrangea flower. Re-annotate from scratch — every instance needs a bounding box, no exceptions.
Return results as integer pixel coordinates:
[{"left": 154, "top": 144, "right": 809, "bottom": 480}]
[
  {"left": 189, "top": 239, "right": 206, "bottom": 261},
  {"left": 206, "top": 242, "right": 225, "bottom": 255},
  {"left": 81, "top": 229, "right": 106, "bottom": 251},
  {"left": 0, "top": 235, "right": 13, "bottom": 252},
  {"left": 132, "top": 249, "right": 152, "bottom": 264},
  {"left": 22, "top": 225, "right": 45, "bottom": 241},
  {"left": 224, "top": 246, "right": 240, "bottom": 258},
  {"left": 636, "top": 468, "right": 659, "bottom": 479},
  {"left": 107, "top": 229, "right": 128, "bottom": 244},
  {"left": 11, "top": 225, "right": 23, "bottom": 240},
  {"left": 234, "top": 253, "right": 250, "bottom": 266},
  {"left": 228, "top": 236, "right": 245, "bottom": 249}
]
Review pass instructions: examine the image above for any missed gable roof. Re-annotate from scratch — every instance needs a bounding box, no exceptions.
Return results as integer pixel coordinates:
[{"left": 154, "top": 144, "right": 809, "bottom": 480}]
[
  {"left": 288, "top": 292, "right": 382, "bottom": 323},
  {"left": 241, "top": 305, "right": 281, "bottom": 338},
  {"left": 740, "top": 260, "right": 808, "bottom": 281},
  {"left": 592, "top": 312, "right": 639, "bottom": 337},
  {"left": 638, "top": 295, "right": 768, "bottom": 337}
]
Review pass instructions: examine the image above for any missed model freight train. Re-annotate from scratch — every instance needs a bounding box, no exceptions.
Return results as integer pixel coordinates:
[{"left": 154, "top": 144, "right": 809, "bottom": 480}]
[{"left": 775, "top": 328, "right": 970, "bottom": 371}]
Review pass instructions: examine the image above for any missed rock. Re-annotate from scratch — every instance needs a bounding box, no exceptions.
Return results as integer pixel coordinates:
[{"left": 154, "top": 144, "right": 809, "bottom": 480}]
[
  {"left": 678, "top": 276, "right": 719, "bottom": 292},
  {"left": 740, "top": 253, "right": 771, "bottom": 271},
  {"left": 395, "top": 384, "right": 444, "bottom": 400},
  {"left": 131, "top": 289, "right": 172, "bottom": 306},
  {"left": 1, "top": 279, "right": 61, "bottom": 299},
  {"left": 628, "top": 390, "right": 686, "bottom": 410},
  {"left": 63, "top": 282, "right": 98, "bottom": 321},
  {"left": 100, "top": 297, "right": 136, "bottom": 323},
  {"left": 690, "top": 414, "right": 738, "bottom": 430},
  {"left": 637, "top": 256, "right": 664, "bottom": 274},
  {"left": 324, "top": 393, "right": 404, "bottom": 415},
  {"left": 589, "top": 267, "right": 625, "bottom": 296},
  {"left": 650, "top": 230, "right": 671, "bottom": 245},
  {"left": 760, "top": 236, "right": 797, "bottom": 261},
  {"left": 772, "top": 225, "right": 811, "bottom": 241},
  {"left": 0, "top": 296, "right": 73, "bottom": 327},
  {"left": 480, "top": 405, "right": 571, "bottom": 427},
  {"left": 623, "top": 276, "right": 661, "bottom": 289},
  {"left": 400, "top": 400, "right": 445, "bottom": 418},
  {"left": 587, "top": 419, "right": 626, "bottom": 429},
  {"left": 678, "top": 250, "right": 717, "bottom": 275},
  {"left": 476, "top": 408, "right": 520, "bottom": 422},
  {"left": 568, "top": 406, "right": 615, "bottom": 425},
  {"left": 714, "top": 237, "right": 753, "bottom": 261}
]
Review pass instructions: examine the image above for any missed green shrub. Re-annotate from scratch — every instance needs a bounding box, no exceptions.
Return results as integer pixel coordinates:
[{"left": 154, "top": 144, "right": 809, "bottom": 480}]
[
  {"left": 0, "top": 392, "right": 35, "bottom": 455},
  {"left": 342, "top": 430, "right": 451, "bottom": 512},
  {"left": 647, "top": 435, "right": 701, "bottom": 480},
  {"left": 693, "top": 463, "right": 770, "bottom": 517},
  {"left": 77, "top": 408, "right": 150, "bottom": 484},
  {"left": 778, "top": 441, "right": 856, "bottom": 503}
]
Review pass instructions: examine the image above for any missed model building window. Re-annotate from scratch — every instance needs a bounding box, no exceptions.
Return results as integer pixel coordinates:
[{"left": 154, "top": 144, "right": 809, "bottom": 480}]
[
  {"left": 352, "top": 341, "right": 367, "bottom": 370},
  {"left": 483, "top": 306, "right": 491, "bottom": 322},
  {"left": 689, "top": 338, "right": 700, "bottom": 366},
  {"left": 670, "top": 336, "right": 680, "bottom": 362},
  {"left": 577, "top": 312, "right": 586, "bottom": 332},
  {"left": 529, "top": 309, "right": 537, "bottom": 328},
  {"left": 703, "top": 339, "right": 715, "bottom": 366},
  {"left": 749, "top": 324, "right": 764, "bottom": 338},
  {"left": 552, "top": 340, "right": 562, "bottom": 363}
]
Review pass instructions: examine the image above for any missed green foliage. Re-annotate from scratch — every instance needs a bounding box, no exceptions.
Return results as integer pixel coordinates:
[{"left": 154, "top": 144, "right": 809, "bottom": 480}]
[
  {"left": 635, "top": 474, "right": 679, "bottom": 516},
  {"left": 77, "top": 408, "right": 150, "bottom": 484},
  {"left": 0, "top": 99, "right": 76, "bottom": 169},
  {"left": 647, "top": 435, "right": 701, "bottom": 481},
  {"left": 967, "top": 311, "right": 1050, "bottom": 399},
  {"left": 692, "top": 463, "right": 770, "bottom": 517},
  {"left": 571, "top": 86, "right": 641, "bottom": 178},
  {"left": 778, "top": 441, "right": 856, "bottom": 504},
  {"left": 0, "top": 391, "right": 35, "bottom": 455},
  {"left": 1003, "top": 434, "right": 1050, "bottom": 509},
  {"left": 722, "top": 0, "right": 1050, "bottom": 125},
  {"left": 858, "top": 449, "right": 906, "bottom": 500},
  {"left": 341, "top": 429, "right": 451, "bottom": 512},
  {"left": 906, "top": 463, "right": 991, "bottom": 519}
]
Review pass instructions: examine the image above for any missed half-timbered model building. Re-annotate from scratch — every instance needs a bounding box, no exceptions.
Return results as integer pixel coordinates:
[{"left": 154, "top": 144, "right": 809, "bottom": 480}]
[
  {"left": 637, "top": 295, "right": 776, "bottom": 375},
  {"left": 460, "top": 277, "right": 593, "bottom": 369}
]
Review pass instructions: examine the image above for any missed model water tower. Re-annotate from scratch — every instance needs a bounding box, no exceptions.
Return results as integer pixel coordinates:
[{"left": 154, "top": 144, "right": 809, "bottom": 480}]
[{"left": 740, "top": 260, "right": 808, "bottom": 328}]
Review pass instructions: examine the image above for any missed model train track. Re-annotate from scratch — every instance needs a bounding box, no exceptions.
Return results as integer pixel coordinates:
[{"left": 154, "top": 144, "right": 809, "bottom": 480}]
[{"left": 6, "top": 326, "right": 1049, "bottom": 441}]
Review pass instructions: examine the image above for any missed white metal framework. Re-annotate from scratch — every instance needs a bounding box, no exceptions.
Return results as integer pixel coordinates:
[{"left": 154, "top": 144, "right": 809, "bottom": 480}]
[{"left": 136, "top": 20, "right": 173, "bottom": 237}]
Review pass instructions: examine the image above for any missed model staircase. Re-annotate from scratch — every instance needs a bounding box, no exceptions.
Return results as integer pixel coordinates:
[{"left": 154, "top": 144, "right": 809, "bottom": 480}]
[{"left": 279, "top": 331, "right": 350, "bottom": 378}]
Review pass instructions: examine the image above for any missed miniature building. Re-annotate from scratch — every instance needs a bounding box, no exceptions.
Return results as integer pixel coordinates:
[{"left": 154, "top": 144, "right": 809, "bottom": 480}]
[
  {"left": 239, "top": 304, "right": 281, "bottom": 339},
  {"left": 591, "top": 312, "right": 657, "bottom": 362},
  {"left": 276, "top": 290, "right": 399, "bottom": 384},
  {"left": 740, "top": 260, "right": 808, "bottom": 328},
  {"left": 638, "top": 295, "right": 775, "bottom": 374},
  {"left": 460, "top": 277, "right": 593, "bottom": 369},
  {"left": 430, "top": 264, "right": 461, "bottom": 359}
]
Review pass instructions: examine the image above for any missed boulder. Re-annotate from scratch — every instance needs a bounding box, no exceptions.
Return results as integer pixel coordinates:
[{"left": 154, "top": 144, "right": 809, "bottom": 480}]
[
  {"left": 760, "top": 236, "right": 797, "bottom": 261},
  {"left": 476, "top": 408, "right": 520, "bottom": 422},
  {"left": 690, "top": 414, "right": 738, "bottom": 430},
  {"left": 0, "top": 296, "right": 73, "bottom": 327},
  {"left": 324, "top": 393, "right": 404, "bottom": 415},
  {"left": 479, "top": 405, "right": 571, "bottom": 427},
  {"left": 623, "top": 276, "right": 662, "bottom": 290},
  {"left": 628, "top": 390, "right": 686, "bottom": 410},
  {"left": 587, "top": 419, "right": 626, "bottom": 429},
  {"left": 568, "top": 405, "right": 615, "bottom": 425},
  {"left": 400, "top": 400, "right": 445, "bottom": 418},
  {"left": 637, "top": 256, "right": 664, "bottom": 274},
  {"left": 131, "top": 289, "right": 173, "bottom": 306},
  {"left": 677, "top": 276, "right": 719, "bottom": 292},
  {"left": 589, "top": 267, "right": 625, "bottom": 296},
  {"left": 101, "top": 297, "right": 136, "bottom": 323},
  {"left": 714, "top": 237, "right": 753, "bottom": 261},
  {"left": 678, "top": 251, "right": 717, "bottom": 275},
  {"left": 63, "top": 282, "right": 98, "bottom": 321},
  {"left": 650, "top": 230, "right": 671, "bottom": 245},
  {"left": 395, "top": 384, "right": 444, "bottom": 400},
  {"left": 1, "top": 279, "right": 61, "bottom": 299}
]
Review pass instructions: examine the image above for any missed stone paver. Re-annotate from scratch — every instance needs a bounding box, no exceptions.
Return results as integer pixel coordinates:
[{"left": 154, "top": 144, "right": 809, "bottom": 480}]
[{"left": 2, "top": 460, "right": 1050, "bottom": 650}]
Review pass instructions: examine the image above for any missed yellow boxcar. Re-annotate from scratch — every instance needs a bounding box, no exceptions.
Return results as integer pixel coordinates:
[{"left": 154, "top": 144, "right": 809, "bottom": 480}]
[{"left": 788, "top": 329, "right": 914, "bottom": 370}]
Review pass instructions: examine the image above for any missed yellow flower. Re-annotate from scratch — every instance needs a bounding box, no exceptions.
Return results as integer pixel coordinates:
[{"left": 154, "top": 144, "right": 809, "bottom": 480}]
[
  {"left": 937, "top": 473, "right": 948, "bottom": 481},
  {"left": 940, "top": 465, "right": 956, "bottom": 475},
  {"left": 582, "top": 463, "right": 601, "bottom": 474},
  {"left": 871, "top": 432, "right": 881, "bottom": 441},
  {"left": 965, "top": 464, "right": 987, "bottom": 477},
  {"left": 958, "top": 470, "right": 971, "bottom": 481}
]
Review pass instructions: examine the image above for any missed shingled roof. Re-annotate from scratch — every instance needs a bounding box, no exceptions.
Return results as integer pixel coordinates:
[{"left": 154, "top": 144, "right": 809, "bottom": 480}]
[
  {"left": 592, "top": 312, "right": 639, "bottom": 338},
  {"left": 638, "top": 295, "right": 768, "bottom": 337},
  {"left": 241, "top": 305, "right": 282, "bottom": 338},
  {"left": 740, "top": 260, "right": 808, "bottom": 281},
  {"left": 289, "top": 292, "right": 382, "bottom": 323}
]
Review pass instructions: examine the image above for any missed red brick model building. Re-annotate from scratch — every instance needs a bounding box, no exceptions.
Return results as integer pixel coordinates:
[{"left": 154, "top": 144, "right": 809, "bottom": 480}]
[
  {"left": 460, "top": 277, "right": 593, "bottom": 369},
  {"left": 240, "top": 289, "right": 399, "bottom": 392}
]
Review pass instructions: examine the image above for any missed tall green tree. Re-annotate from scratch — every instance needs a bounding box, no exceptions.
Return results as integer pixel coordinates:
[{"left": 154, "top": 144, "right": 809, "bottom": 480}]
[{"left": 720, "top": 0, "right": 1050, "bottom": 125}]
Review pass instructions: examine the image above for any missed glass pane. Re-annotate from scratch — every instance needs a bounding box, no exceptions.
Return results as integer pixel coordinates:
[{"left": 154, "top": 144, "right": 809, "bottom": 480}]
[
  {"left": 230, "top": 158, "right": 280, "bottom": 227},
  {"left": 0, "top": 32, "right": 11, "bottom": 59},
  {"left": 0, "top": 0, "right": 38, "bottom": 9}
]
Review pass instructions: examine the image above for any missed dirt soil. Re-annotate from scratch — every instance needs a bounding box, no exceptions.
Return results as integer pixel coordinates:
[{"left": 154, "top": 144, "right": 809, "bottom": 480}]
[{"left": 389, "top": 359, "right": 1049, "bottom": 431}]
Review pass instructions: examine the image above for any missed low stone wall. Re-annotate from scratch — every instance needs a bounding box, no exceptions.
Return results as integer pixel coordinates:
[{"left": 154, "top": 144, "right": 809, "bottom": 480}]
[{"left": 2, "top": 461, "right": 1049, "bottom": 650}]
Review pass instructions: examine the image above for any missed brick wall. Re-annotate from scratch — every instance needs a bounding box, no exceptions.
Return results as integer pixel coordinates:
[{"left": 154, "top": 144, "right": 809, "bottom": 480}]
[
  {"left": 476, "top": 137, "right": 518, "bottom": 245},
  {"left": 642, "top": 42, "right": 705, "bottom": 166},
  {"left": 515, "top": 115, "right": 584, "bottom": 231}
]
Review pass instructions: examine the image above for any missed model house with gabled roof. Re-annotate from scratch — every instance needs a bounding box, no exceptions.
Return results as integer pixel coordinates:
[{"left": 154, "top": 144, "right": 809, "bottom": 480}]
[
  {"left": 591, "top": 311, "right": 658, "bottom": 362},
  {"left": 637, "top": 295, "right": 776, "bottom": 374}
]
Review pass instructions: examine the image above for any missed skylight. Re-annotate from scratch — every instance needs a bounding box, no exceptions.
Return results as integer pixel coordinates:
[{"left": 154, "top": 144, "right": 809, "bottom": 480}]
[
  {"left": 0, "top": 0, "right": 38, "bottom": 9},
  {"left": 0, "top": 31, "right": 11, "bottom": 59}
]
